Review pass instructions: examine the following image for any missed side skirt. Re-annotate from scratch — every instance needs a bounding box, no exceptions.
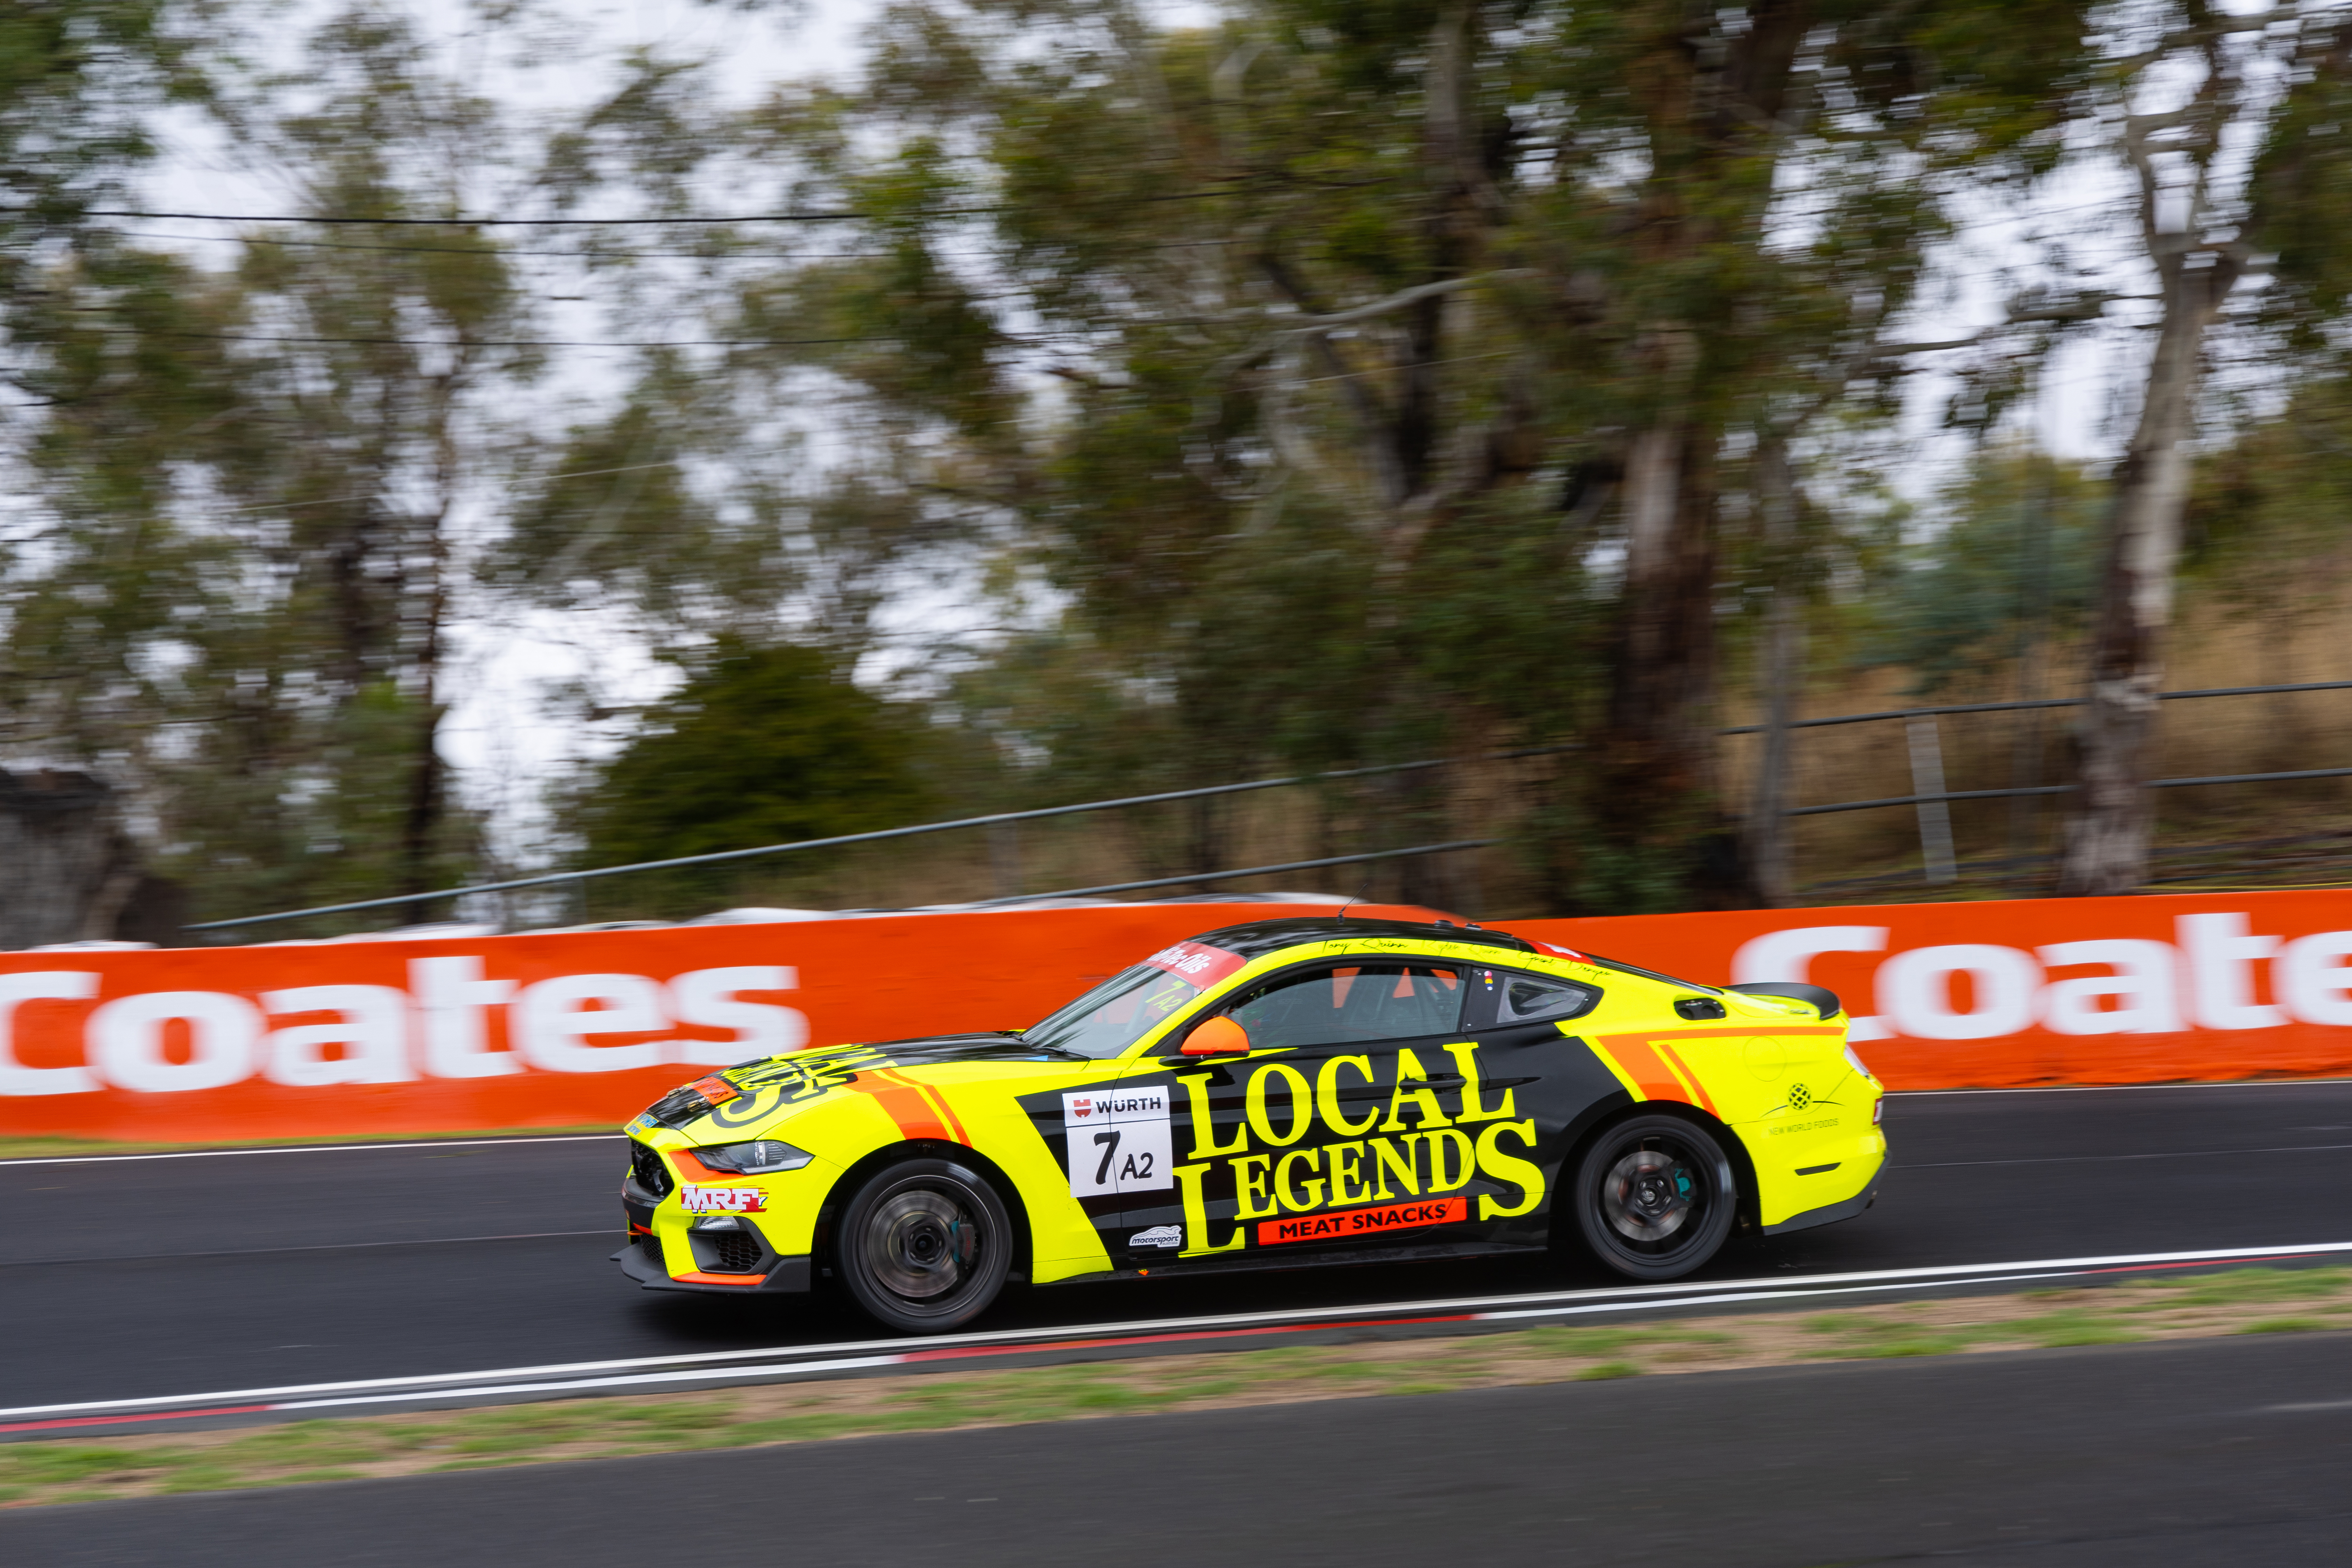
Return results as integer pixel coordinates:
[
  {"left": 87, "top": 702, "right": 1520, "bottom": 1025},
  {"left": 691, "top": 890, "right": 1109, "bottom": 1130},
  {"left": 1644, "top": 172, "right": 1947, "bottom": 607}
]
[
  {"left": 1041, "top": 1238, "right": 1542, "bottom": 1287},
  {"left": 1761, "top": 1187, "right": 1877, "bottom": 1237}
]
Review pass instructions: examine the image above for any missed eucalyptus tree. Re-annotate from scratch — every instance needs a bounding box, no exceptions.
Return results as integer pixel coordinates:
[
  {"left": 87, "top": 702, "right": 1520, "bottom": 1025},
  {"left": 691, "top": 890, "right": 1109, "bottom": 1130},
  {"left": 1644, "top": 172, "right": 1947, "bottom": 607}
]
[
  {"left": 4, "top": 6, "right": 545, "bottom": 923},
  {"left": 2058, "top": 1, "right": 2352, "bottom": 895},
  {"left": 683, "top": 1, "right": 2109, "bottom": 908}
]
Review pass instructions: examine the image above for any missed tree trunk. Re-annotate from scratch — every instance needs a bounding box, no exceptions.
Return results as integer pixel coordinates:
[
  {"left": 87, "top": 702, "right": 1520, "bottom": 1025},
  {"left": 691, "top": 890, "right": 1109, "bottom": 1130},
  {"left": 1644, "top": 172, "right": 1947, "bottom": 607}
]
[
  {"left": 1595, "top": 414, "right": 1719, "bottom": 852},
  {"left": 2056, "top": 262, "right": 2236, "bottom": 896},
  {"left": 1745, "top": 436, "right": 1803, "bottom": 905},
  {"left": 0, "top": 768, "right": 140, "bottom": 949}
]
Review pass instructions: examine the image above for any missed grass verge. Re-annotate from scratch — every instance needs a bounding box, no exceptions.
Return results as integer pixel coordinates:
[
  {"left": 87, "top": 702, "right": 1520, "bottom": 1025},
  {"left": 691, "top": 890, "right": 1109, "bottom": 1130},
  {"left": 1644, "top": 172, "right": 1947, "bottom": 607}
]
[{"left": 5, "top": 1265, "right": 2350, "bottom": 1509}]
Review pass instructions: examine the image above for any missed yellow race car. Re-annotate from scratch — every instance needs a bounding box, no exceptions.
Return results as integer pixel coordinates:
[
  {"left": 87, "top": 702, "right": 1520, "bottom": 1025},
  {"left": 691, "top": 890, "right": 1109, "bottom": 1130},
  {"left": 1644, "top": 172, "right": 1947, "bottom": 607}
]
[{"left": 616, "top": 916, "right": 1886, "bottom": 1331}]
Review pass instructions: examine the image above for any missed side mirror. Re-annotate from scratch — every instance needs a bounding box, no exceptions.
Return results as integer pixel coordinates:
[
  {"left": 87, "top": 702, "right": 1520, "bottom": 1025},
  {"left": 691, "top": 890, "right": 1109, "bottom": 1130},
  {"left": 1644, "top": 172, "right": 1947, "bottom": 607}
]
[{"left": 1182, "top": 1015, "right": 1251, "bottom": 1057}]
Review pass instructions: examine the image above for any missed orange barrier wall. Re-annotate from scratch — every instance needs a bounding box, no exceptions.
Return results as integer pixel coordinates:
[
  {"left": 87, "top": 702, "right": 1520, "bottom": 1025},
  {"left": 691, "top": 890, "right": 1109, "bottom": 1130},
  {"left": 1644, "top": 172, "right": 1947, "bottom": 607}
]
[
  {"left": 1518, "top": 888, "right": 2352, "bottom": 1090},
  {"left": 0, "top": 902, "right": 1438, "bottom": 1143},
  {"left": 6, "top": 889, "right": 2350, "bottom": 1143}
]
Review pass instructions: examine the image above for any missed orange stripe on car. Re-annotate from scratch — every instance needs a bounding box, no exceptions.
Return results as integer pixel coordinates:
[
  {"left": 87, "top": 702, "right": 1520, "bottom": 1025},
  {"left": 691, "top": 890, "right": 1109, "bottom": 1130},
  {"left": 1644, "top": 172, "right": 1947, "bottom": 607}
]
[
  {"left": 1590, "top": 1026, "right": 1839, "bottom": 1113},
  {"left": 1591, "top": 1036, "right": 1689, "bottom": 1104},
  {"left": 673, "top": 1270, "right": 765, "bottom": 1287},
  {"left": 1651, "top": 1041, "right": 1720, "bottom": 1116},
  {"left": 855, "top": 1067, "right": 969, "bottom": 1145}
]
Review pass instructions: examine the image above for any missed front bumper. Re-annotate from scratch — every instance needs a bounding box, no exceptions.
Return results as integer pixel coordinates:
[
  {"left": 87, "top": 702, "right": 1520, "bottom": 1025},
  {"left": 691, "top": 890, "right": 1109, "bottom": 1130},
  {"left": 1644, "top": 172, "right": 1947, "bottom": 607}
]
[
  {"left": 622, "top": 1161, "right": 816, "bottom": 1295},
  {"left": 613, "top": 1238, "right": 813, "bottom": 1294}
]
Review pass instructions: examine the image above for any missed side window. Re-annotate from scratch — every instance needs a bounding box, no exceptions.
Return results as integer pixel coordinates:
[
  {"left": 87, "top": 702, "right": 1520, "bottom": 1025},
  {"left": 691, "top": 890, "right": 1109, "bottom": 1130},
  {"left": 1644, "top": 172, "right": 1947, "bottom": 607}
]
[
  {"left": 1227, "top": 964, "right": 1463, "bottom": 1049},
  {"left": 1494, "top": 970, "right": 1600, "bottom": 1025}
]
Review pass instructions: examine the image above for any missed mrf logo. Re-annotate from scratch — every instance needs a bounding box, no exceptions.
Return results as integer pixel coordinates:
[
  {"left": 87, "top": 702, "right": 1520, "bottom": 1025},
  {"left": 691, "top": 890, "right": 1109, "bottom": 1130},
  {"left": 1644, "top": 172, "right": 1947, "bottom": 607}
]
[{"left": 680, "top": 1185, "right": 766, "bottom": 1213}]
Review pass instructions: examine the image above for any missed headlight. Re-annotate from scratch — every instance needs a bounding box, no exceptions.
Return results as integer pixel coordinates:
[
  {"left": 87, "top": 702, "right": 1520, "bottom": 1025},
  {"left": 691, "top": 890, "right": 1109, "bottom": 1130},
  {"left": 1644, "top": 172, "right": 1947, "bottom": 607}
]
[
  {"left": 1844, "top": 1043, "right": 1874, "bottom": 1080},
  {"left": 691, "top": 1138, "right": 813, "bottom": 1174}
]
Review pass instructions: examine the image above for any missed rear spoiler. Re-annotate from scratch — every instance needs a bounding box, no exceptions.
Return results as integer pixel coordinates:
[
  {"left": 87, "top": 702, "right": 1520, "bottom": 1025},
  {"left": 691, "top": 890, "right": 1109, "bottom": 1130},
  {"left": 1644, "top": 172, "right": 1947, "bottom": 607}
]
[{"left": 1727, "top": 981, "right": 1843, "bottom": 1022}]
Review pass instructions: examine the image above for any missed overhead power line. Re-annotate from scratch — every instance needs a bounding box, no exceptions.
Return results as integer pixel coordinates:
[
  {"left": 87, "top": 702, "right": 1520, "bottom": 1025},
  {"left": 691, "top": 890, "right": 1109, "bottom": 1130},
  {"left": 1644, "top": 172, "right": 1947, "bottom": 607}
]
[
  {"left": 115, "top": 228, "right": 1246, "bottom": 262},
  {"left": 90, "top": 326, "right": 1025, "bottom": 350},
  {"left": 77, "top": 188, "right": 1251, "bottom": 228}
]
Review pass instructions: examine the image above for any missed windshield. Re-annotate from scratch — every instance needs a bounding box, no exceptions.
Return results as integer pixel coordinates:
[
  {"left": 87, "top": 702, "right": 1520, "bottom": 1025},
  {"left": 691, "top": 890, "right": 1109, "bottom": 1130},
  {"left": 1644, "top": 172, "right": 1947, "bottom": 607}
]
[{"left": 1025, "top": 964, "right": 1208, "bottom": 1060}]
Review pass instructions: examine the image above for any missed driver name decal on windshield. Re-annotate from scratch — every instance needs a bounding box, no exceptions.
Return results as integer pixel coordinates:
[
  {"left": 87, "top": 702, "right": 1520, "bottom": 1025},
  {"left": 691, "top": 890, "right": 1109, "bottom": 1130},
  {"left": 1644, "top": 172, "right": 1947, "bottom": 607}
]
[
  {"left": 1064, "top": 1084, "right": 1175, "bottom": 1198},
  {"left": 1143, "top": 940, "right": 1247, "bottom": 987}
]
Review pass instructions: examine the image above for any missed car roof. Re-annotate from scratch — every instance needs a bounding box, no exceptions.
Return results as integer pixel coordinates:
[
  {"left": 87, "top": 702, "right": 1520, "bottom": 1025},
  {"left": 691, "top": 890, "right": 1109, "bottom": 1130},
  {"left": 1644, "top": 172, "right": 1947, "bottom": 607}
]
[{"left": 1181, "top": 916, "right": 1539, "bottom": 959}]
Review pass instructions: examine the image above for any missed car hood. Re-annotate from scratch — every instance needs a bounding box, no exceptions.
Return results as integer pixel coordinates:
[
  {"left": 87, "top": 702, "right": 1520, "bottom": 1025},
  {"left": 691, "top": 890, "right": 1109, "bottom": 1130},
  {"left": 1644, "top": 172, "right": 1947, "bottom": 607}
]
[{"left": 638, "top": 1032, "right": 1078, "bottom": 1132}]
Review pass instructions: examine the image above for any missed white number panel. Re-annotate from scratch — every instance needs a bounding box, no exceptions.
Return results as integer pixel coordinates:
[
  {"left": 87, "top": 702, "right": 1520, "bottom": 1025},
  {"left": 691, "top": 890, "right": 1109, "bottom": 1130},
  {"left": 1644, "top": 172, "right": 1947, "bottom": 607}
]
[{"left": 1062, "top": 1083, "right": 1175, "bottom": 1197}]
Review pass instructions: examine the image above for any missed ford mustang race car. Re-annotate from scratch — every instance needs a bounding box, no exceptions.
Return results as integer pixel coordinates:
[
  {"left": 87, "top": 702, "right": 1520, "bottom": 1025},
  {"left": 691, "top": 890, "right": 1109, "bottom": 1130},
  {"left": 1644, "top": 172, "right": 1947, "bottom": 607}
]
[{"left": 616, "top": 916, "right": 1885, "bottom": 1331}]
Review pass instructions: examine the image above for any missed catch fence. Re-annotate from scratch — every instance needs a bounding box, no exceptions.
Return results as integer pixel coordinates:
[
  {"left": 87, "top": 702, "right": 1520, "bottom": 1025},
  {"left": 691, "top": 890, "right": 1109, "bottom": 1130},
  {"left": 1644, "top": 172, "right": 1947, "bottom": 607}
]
[{"left": 188, "top": 680, "right": 2352, "bottom": 936}]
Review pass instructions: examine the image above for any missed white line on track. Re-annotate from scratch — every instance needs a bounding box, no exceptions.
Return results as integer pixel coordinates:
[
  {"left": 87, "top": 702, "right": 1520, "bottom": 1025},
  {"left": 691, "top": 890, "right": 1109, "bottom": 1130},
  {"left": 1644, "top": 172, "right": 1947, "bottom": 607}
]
[
  {"left": 7, "top": 1239, "right": 2349, "bottom": 1425},
  {"left": 0, "top": 1135, "right": 624, "bottom": 1168},
  {"left": 1900, "top": 1141, "right": 2352, "bottom": 1169},
  {"left": 0, "top": 1230, "right": 617, "bottom": 1270}
]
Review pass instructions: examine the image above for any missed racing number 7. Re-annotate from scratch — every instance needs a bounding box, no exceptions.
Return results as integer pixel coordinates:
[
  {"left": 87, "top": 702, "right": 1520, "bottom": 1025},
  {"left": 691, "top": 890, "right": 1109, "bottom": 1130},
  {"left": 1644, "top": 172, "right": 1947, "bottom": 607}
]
[{"left": 1093, "top": 1129, "right": 1122, "bottom": 1186}]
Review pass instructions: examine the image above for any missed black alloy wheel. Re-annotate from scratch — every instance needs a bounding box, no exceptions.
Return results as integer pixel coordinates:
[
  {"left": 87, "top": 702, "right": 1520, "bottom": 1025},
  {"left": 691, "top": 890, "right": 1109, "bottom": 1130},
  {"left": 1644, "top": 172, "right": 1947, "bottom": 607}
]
[
  {"left": 1572, "top": 1113, "right": 1739, "bottom": 1281},
  {"left": 836, "top": 1157, "right": 1015, "bottom": 1332}
]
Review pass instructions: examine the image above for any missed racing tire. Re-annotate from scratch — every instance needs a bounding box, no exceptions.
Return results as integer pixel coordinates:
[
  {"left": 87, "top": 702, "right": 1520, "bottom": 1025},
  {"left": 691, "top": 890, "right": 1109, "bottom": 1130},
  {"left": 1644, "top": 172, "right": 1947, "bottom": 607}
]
[
  {"left": 1572, "top": 1113, "right": 1738, "bottom": 1282},
  {"left": 836, "top": 1157, "right": 1014, "bottom": 1333}
]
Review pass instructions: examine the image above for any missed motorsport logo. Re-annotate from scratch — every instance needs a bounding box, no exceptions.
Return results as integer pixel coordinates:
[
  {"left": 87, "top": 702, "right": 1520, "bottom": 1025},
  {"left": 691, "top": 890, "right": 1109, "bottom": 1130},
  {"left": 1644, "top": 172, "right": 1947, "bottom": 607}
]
[
  {"left": 1128, "top": 1225, "right": 1183, "bottom": 1249},
  {"left": 1257, "top": 1196, "right": 1466, "bottom": 1246},
  {"left": 678, "top": 1185, "right": 767, "bottom": 1213}
]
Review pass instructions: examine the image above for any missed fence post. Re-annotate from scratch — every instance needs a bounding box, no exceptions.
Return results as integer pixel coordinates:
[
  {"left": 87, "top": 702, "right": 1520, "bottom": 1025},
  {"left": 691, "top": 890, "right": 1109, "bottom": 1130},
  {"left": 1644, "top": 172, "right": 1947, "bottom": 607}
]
[
  {"left": 988, "top": 820, "right": 1022, "bottom": 900},
  {"left": 1907, "top": 716, "right": 1958, "bottom": 883}
]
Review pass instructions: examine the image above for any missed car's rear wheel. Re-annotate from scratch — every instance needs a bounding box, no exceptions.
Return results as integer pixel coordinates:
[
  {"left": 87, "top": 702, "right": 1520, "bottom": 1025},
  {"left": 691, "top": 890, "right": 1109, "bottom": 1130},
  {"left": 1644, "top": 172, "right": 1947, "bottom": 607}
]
[
  {"left": 1573, "top": 1114, "right": 1738, "bottom": 1281},
  {"left": 836, "top": 1157, "right": 1013, "bottom": 1333}
]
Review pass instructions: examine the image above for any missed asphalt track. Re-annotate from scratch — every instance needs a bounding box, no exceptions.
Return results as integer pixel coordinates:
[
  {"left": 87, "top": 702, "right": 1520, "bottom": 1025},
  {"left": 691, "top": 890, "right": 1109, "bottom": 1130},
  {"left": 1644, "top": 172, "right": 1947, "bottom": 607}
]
[
  {"left": 8, "top": 1330, "right": 2351, "bottom": 1565},
  {"left": 8, "top": 1081, "right": 2352, "bottom": 1418}
]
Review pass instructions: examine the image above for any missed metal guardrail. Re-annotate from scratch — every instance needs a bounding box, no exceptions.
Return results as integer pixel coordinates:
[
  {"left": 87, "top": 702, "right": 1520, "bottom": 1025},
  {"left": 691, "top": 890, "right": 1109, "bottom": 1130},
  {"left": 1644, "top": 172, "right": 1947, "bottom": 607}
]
[
  {"left": 1740, "top": 681, "right": 2352, "bottom": 818},
  {"left": 1719, "top": 679, "right": 2352, "bottom": 735},
  {"left": 960, "top": 841, "right": 1497, "bottom": 907},
  {"left": 188, "top": 752, "right": 1568, "bottom": 932}
]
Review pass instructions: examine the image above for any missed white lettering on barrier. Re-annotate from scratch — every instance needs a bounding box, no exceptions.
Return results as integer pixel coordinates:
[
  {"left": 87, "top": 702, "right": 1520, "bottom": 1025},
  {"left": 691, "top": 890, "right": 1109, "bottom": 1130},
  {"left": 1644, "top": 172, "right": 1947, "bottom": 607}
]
[
  {"left": 261, "top": 984, "right": 414, "bottom": 1086},
  {"left": 412, "top": 956, "right": 520, "bottom": 1078},
  {"left": 88, "top": 991, "right": 264, "bottom": 1093},
  {"left": 2038, "top": 939, "right": 2181, "bottom": 1035},
  {"left": 514, "top": 973, "right": 668, "bottom": 1073},
  {"left": 0, "top": 972, "right": 100, "bottom": 1096},
  {"left": 0, "top": 963, "right": 812, "bottom": 1095},
  {"left": 669, "top": 966, "right": 804, "bottom": 1063},
  {"left": 2181, "top": 912, "right": 2288, "bottom": 1031},
  {"left": 1876, "top": 944, "right": 2042, "bottom": 1041},
  {"left": 2281, "top": 931, "right": 2352, "bottom": 1026}
]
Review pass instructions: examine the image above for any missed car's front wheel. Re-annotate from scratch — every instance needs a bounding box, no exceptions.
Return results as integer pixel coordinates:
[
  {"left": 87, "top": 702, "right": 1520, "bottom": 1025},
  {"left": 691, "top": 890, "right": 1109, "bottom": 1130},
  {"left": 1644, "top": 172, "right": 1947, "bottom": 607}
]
[
  {"left": 836, "top": 1157, "right": 1014, "bottom": 1333},
  {"left": 1572, "top": 1114, "right": 1738, "bottom": 1281}
]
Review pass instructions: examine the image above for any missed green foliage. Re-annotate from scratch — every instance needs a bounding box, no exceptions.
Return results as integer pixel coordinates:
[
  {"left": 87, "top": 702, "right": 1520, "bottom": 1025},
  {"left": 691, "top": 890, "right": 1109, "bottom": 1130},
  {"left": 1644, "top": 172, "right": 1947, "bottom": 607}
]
[
  {"left": 2186, "top": 376, "right": 2352, "bottom": 619},
  {"left": 9, "top": 0, "right": 2352, "bottom": 929},
  {"left": 1856, "top": 448, "right": 2100, "bottom": 696},
  {"left": 580, "top": 642, "right": 927, "bottom": 874}
]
